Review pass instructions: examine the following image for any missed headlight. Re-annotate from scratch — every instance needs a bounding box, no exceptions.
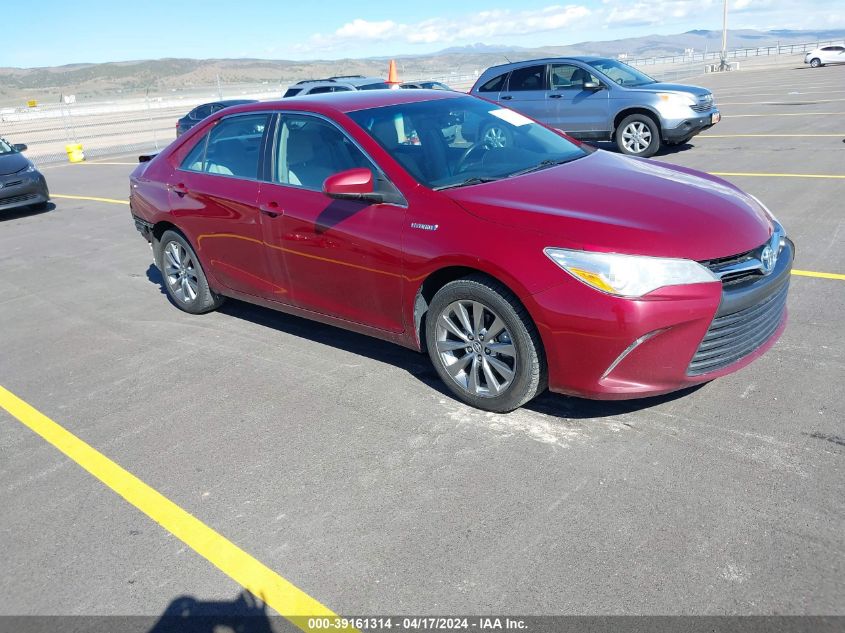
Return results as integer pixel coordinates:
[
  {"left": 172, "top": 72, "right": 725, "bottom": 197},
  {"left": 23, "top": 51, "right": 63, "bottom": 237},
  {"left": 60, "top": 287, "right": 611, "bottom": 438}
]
[
  {"left": 658, "top": 92, "right": 696, "bottom": 107},
  {"left": 544, "top": 248, "right": 718, "bottom": 297},
  {"left": 18, "top": 163, "right": 37, "bottom": 174}
]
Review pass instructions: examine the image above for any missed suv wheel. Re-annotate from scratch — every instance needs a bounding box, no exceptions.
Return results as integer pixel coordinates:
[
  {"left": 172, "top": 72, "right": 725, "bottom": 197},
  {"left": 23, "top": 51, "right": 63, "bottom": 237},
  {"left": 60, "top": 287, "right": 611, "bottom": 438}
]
[
  {"left": 156, "top": 230, "right": 225, "bottom": 314},
  {"left": 616, "top": 114, "right": 661, "bottom": 157},
  {"left": 426, "top": 275, "right": 546, "bottom": 413},
  {"left": 481, "top": 123, "right": 512, "bottom": 148},
  {"left": 810, "top": 58, "right": 822, "bottom": 68}
]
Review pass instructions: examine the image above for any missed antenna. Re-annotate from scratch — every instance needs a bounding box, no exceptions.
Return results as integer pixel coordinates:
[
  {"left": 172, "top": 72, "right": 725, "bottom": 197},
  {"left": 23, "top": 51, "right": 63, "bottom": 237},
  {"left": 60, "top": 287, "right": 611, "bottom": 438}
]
[{"left": 504, "top": 55, "right": 512, "bottom": 63}]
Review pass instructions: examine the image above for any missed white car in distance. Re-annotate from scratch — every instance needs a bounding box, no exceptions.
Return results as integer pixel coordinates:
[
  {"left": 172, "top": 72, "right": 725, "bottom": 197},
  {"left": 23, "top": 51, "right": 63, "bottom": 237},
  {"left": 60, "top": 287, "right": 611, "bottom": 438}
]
[{"left": 804, "top": 45, "right": 845, "bottom": 67}]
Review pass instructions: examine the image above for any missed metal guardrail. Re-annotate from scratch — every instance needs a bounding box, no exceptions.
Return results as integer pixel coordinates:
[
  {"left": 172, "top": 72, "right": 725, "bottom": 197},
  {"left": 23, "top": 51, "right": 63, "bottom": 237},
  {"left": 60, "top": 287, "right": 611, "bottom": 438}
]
[{"left": 628, "top": 39, "right": 845, "bottom": 67}]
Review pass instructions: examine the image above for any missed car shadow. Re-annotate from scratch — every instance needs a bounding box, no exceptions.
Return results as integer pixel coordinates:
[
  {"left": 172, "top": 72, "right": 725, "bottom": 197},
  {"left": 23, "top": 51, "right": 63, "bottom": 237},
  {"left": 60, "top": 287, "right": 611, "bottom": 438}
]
[
  {"left": 0, "top": 202, "right": 54, "bottom": 222},
  {"left": 586, "top": 141, "right": 697, "bottom": 157},
  {"left": 146, "top": 591, "right": 293, "bottom": 632},
  {"left": 145, "top": 264, "right": 702, "bottom": 420}
]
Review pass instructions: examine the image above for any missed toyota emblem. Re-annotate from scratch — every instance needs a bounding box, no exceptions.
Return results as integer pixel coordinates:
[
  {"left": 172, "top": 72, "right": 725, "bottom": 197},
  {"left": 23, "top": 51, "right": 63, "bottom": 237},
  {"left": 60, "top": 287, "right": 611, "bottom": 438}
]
[{"left": 761, "top": 245, "right": 776, "bottom": 274}]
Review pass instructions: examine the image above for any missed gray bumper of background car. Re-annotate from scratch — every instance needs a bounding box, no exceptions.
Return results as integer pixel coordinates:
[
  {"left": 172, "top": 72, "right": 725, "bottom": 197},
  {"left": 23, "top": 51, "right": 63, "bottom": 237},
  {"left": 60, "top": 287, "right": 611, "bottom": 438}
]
[
  {"left": 0, "top": 173, "right": 49, "bottom": 211},
  {"left": 663, "top": 110, "right": 720, "bottom": 142}
]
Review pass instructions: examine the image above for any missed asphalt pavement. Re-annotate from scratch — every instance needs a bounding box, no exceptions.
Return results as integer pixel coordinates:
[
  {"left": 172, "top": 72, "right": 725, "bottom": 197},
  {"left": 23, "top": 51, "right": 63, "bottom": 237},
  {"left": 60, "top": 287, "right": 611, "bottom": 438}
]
[{"left": 1, "top": 60, "right": 843, "bottom": 624}]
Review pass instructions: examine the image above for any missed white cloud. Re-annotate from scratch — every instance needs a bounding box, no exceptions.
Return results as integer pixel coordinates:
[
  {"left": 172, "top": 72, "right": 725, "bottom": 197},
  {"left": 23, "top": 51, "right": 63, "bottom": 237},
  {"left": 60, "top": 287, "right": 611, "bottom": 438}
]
[
  {"left": 302, "top": 4, "right": 591, "bottom": 52},
  {"left": 606, "top": 0, "right": 717, "bottom": 26}
]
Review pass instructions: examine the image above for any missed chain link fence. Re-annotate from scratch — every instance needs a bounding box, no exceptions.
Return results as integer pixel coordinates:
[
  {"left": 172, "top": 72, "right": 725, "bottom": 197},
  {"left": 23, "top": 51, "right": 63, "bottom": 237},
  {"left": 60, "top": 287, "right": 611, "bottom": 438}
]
[{"left": 2, "top": 37, "right": 841, "bottom": 166}]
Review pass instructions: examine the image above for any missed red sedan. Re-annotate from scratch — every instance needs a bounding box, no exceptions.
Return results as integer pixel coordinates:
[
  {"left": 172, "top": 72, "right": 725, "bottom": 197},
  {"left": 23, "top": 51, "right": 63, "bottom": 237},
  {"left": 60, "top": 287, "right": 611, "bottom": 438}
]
[{"left": 129, "top": 90, "right": 792, "bottom": 412}]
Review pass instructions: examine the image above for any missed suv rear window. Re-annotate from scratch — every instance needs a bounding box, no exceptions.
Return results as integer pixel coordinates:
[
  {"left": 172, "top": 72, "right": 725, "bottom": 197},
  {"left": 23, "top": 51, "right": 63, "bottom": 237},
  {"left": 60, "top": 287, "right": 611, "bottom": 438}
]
[{"left": 478, "top": 73, "right": 507, "bottom": 93}]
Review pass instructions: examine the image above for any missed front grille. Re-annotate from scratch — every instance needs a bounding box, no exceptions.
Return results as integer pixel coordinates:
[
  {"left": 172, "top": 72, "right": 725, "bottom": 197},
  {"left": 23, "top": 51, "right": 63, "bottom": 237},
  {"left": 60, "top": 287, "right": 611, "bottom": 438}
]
[
  {"left": 701, "top": 241, "right": 770, "bottom": 287},
  {"left": 0, "top": 180, "right": 24, "bottom": 188},
  {"left": 691, "top": 95, "right": 714, "bottom": 113},
  {"left": 687, "top": 281, "right": 788, "bottom": 376},
  {"left": 0, "top": 192, "right": 38, "bottom": 207}
]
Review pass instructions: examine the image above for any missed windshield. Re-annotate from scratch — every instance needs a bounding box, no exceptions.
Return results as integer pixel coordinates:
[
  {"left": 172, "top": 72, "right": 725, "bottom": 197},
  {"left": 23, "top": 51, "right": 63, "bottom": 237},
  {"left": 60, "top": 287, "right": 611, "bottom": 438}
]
[
  {"left": 348, "top": 96, "right": 587, "bottom": 190},
  {"left": 0, "top": 138, "right": 17, "bottom": 155},
  {"left": 586, "top": 59, "right": 656, "bottom": 87}
]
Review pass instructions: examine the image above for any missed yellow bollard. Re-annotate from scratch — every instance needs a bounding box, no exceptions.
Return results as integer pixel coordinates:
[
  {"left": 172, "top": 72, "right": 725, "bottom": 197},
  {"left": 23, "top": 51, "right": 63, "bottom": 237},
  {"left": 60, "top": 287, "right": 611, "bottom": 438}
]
[{"left": 65, "top": 143, "right": 85, "bottom": 163}]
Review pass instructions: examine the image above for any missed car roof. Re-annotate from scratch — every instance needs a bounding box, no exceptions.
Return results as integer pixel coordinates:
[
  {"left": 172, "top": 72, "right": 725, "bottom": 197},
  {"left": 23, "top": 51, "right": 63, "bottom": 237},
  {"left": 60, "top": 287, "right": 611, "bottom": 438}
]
[
  {"left": 237, "top": 89, "right": 464, "bottom": 114},
  {"left": 482, "top": 56, "right": 609, "bottom": 73},
  {"left": 294, "top": 76, "right": 386, "bottom": 88}
]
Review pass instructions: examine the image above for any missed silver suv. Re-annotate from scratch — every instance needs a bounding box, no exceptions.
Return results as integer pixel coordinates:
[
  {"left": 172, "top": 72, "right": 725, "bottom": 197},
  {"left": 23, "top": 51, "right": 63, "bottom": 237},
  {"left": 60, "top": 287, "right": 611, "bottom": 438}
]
[
  {"left": 470, "top": 57, "right": 720, "bottom": 157},
  {"left": 283, "top": 75, "right": 390, "bottom": 97}
]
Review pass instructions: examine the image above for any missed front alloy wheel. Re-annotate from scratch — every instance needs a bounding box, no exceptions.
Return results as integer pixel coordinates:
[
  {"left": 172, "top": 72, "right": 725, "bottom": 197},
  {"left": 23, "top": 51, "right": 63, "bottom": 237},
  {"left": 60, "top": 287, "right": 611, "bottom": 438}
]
[
  {"left": 426, "top": 275, "right": 546, "bottom": 412},
  {"left": 435, "top": 300, "right": 517, "bottom": 398},
  {"left": 616, "top": 113, "right": 660, "bottom": 157}
]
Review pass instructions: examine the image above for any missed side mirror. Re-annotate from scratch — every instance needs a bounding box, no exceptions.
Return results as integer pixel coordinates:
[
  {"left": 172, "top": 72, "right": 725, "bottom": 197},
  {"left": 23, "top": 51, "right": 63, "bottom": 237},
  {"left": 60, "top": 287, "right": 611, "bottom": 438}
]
[
  {"left": 323, "top": 168, "right": 383, "bottom": 203},
  {"left": 583, "top": 82, "right": 603, "bottom": 91},
  {"left": 13, "top": 143, "right": 27, "bottom": 152}
]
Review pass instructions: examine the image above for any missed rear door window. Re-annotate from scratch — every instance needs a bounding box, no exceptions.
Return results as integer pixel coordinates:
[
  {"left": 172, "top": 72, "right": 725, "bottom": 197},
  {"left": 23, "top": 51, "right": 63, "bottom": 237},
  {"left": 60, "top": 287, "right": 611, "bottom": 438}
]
[
  {"left": 180, "top": 113, "right": 268, "bottom": 179},
  {"left": 507, "top": 65, "right": 548, "bottom": 91},
  {"left": 190, "top": 104, "right": 213, "bottom": 120}
]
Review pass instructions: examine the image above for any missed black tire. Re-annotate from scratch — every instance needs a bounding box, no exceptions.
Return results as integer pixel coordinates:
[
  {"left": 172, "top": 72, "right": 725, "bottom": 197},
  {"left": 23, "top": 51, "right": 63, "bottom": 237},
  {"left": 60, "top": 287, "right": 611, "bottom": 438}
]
[
  {"left": 480, "top": 122, "right": 513, "bottom": 149},
  {"left": 615, "top": 113, "right": 661, "bottom": 157},
  {"left": 810, "top": 58, "right": 822, "bottom": 68},
  {"left": 425, "top": 274, "right": 546, "bottom": 413},
  {"left": 155, "top": 229, "right": 224, "bottom": 314}
]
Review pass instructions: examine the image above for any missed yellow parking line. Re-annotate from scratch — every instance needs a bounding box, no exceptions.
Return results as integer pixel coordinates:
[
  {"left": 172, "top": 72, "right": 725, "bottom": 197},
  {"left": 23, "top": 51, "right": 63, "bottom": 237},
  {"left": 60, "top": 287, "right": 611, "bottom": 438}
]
[
  {"left": 722, "top": 112, "right": 843, "bottom": 117},
  {"left": 699, "top": 134, "right": 844, "bottom": 138},
  {"left": 718, "top": 97, "right": 845, "bottom": 105},
  {"left": 52, "top": 194, "right": 129, "bottom": 205},
  {"left": 84, "top": 161, "right": 138, "bottom": 166},
  {"left": 0, "top": 385, "right": 339, "bottom": 632},
  {"left": 710, "top": 171, "right": 845, "bottom": 179},
  {"left": 792, "top": 269, "right": 845, "bottom": 281}
]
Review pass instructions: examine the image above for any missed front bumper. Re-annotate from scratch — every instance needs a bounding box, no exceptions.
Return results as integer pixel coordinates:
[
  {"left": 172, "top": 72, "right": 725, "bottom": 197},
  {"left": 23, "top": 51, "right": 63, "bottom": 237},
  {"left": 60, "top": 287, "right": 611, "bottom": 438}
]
[
  {"left": 663, "top": 109, "right": 721, "bottom": 142},
  {"left": 526, "top": 238, "right": 793, "bottom": 400},
  {"left": 0, "top": 172, "right": 49, "bottom": 212}
]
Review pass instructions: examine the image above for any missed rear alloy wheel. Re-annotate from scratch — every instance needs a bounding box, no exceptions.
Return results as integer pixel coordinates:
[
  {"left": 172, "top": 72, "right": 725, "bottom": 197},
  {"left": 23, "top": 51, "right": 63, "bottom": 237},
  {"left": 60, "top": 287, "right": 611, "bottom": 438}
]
[
  {"left": 810, "top": 58, "right": 822, "bottom": 68},
  {"left": 426, "top": 275, "right": 545, "bottom": 412},
  {"left": 616, "top": 113, "right": 661, "bottom": 157},
  {"left": 156, "top": 230, "right": 224, "bottom": 314}
]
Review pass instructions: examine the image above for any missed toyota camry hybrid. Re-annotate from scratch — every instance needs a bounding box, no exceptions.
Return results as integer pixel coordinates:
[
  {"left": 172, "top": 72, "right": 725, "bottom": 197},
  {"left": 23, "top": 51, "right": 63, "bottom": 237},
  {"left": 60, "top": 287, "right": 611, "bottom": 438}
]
[{"left": 129, "top": 90, "right": 792, "bottom": 412}]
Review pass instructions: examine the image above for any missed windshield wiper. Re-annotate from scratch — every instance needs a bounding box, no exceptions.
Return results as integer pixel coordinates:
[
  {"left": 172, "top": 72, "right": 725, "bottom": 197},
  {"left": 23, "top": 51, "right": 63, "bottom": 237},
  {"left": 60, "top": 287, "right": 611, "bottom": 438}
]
[
  {"left": 507, "top": 158, "right": 573, "bottom": 178},
  {"left": 434, "top": 176, "right": 500, "bottom": 191}
]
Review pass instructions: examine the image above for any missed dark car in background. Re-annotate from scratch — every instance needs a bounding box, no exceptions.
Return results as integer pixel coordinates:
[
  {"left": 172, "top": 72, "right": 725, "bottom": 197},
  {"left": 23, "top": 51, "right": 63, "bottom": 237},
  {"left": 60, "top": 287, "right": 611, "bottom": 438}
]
[
  {"left": 176, "top": 100, "right": 258, "bottom": 136},
  {"left": 400, "top": 81, "right": 453, "bottom": 90},
  {"left": 0, "top": 139, "right": 49, "bottom": 214}
]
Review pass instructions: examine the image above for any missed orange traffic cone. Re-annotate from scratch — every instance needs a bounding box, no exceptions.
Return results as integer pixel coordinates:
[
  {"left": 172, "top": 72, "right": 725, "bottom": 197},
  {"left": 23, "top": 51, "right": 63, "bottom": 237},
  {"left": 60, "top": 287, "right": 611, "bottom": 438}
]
[{"left": 387, "top": 59, "right": 400, "bottom": 89}]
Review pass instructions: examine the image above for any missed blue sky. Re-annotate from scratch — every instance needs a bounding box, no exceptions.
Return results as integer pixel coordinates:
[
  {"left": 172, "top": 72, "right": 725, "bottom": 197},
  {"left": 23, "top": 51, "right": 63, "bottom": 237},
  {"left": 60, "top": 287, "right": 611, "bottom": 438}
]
[{"left": 2, "top": 0, "right": 841, "bottom": 67}]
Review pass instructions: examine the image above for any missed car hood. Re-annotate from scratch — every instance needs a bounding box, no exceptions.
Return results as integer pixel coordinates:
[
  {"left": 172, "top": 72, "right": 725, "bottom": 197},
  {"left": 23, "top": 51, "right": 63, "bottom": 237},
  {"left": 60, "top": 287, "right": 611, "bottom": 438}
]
[
  {"left": 0, "top": 152, "right": 30, "bottom": 176},
  {"left": 443, "top": 151, "right": 773, "bottom": 261},
  {"left": 634, "top": 82, "right": 711, "bottom": 97}
]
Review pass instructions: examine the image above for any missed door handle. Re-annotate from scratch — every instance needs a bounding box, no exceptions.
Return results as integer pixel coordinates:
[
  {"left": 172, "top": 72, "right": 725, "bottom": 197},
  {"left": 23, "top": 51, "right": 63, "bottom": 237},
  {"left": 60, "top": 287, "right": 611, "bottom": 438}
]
[
  {"left": 260, "top": 202, "right": 281, "bottom": 218},
  {"left": 500, "top": 95, "right": 512, "bottom": 101},
  {"left": 549, "top": 94, "right": 562, "bottom": 99},
  {"left": 169, "top": 183, "right": 188, "bottom": 197}
]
